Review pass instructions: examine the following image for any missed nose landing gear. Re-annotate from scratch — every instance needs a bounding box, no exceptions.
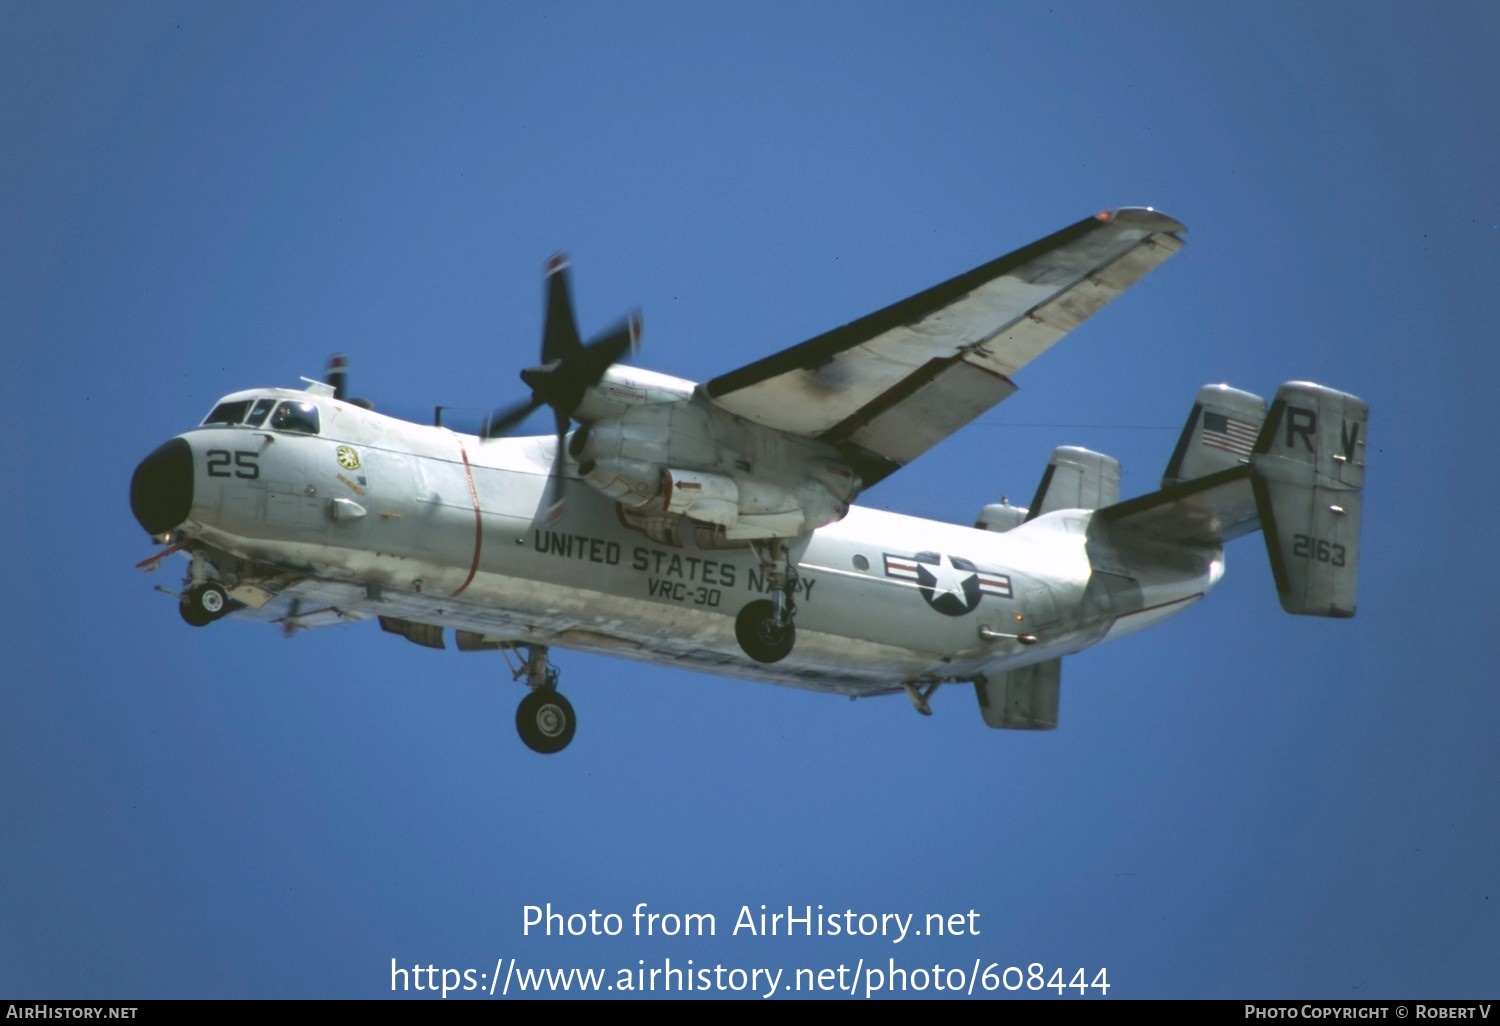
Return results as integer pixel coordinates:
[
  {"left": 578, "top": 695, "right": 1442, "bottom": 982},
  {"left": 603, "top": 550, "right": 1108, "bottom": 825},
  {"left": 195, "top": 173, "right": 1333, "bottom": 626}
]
[{"left": 179, "top": 582, "right": 231, "bottom": 626}]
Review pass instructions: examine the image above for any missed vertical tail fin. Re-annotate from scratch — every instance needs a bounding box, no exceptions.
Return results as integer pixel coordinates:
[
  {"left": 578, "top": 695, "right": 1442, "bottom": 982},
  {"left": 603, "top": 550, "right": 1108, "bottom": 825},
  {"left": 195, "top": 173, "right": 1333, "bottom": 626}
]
[
  {"left": 1162, "top": 384, "right": 1267, "bottom": 487},
  {"left": 1250, "top": 383, "right": 1368, "bottom": 617},
  {"left": 975, "top": 659, "right": 1061, "bottom": 730},
  {"left": 1026, "top": 446, "right": 1121, "bottom": 518}
]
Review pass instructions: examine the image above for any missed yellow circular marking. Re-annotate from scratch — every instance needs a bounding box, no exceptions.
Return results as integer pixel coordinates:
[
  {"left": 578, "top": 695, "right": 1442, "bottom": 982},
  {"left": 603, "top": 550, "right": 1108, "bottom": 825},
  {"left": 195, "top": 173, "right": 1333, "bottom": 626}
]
[{"left": 336, "top": 446, "right": 361, "bottom": 471}]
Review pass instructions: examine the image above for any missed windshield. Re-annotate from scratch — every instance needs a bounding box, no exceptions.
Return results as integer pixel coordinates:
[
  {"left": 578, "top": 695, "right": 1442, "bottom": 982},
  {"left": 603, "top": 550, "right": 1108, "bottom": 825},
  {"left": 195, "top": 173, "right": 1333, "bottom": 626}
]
[
  {"left": 245, "top": 397, "right": 276, "bottom": 427},
  {"left": 270, "top": 401, "right": 321, "bottom": 435},
  {"left": 202, "top": 399, "right": 253, "bottom": 426}
]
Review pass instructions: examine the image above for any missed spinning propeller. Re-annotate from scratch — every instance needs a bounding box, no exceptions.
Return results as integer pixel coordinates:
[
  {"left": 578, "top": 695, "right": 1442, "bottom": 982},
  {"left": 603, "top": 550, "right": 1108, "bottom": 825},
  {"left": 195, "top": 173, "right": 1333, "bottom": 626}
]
[
  {"left": 323, "top": 353, "right": 373, "bottom": 409},
  {"left": 482, "top": 254, "right": 641, "bottom": 520},
  {"left": 325, "top": 354, "right": 349, "bottom": 400}
]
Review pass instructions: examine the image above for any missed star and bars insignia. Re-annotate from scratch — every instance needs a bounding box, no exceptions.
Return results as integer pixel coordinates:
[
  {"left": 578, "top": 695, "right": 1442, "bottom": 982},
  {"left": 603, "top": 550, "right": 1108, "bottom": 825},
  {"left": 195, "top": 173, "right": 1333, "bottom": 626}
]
[{"left": 883, "top": 551, "right": 1012, "bottom": 617}]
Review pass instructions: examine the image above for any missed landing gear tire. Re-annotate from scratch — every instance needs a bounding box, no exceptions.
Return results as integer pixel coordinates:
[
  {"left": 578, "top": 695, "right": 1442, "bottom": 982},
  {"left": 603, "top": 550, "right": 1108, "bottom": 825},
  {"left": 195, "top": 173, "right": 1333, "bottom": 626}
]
[
  {"left": 178, "top": 601, "right": 212, "bottom": 627},
  {"left": 516, "top": 689, "right": 576, "bottom": 754},
  {"left": 735, "top": 599, "right": 796, "bottom": 664},
  {"left": 180, "top": 583, "right": 229, "bottom": 627}
]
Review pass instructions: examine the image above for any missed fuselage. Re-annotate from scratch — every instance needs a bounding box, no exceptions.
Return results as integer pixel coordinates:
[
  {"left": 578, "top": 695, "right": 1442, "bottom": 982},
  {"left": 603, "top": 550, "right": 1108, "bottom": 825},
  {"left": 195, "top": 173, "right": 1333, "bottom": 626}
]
[{"left": 131, "top": 386, "right": 1222, "bottom": 697}]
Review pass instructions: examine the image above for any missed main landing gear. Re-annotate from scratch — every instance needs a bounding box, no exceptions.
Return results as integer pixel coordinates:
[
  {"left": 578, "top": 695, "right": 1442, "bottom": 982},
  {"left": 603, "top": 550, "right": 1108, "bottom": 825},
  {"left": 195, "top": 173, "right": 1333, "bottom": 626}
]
[
  {"left": 735, "top": 540, "right": 799, "bottom": 664},
  {"left": 506, "top": 644, "right": 576, "bottom": 754}
]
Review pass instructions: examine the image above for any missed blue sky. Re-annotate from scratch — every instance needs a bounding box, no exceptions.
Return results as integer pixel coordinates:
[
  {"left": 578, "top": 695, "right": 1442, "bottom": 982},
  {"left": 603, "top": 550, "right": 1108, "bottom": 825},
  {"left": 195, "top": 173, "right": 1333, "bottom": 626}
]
[{"left": 3, "top": 1, "right": 1497, "bottom": 1000}]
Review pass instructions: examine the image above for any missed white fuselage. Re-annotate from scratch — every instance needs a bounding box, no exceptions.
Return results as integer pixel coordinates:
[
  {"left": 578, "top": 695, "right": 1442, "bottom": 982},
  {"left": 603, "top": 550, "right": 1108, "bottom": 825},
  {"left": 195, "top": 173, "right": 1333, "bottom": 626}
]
[{"left": 166, "top": 389, "right": 1222, "bottom": 696}]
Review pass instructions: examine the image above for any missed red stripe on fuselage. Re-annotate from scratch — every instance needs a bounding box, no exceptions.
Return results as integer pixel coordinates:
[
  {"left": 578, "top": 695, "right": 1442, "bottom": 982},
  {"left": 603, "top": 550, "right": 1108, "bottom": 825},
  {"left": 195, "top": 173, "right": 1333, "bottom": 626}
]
[{"left": 453, "top": 440, "right": 484, "bottom": 597}]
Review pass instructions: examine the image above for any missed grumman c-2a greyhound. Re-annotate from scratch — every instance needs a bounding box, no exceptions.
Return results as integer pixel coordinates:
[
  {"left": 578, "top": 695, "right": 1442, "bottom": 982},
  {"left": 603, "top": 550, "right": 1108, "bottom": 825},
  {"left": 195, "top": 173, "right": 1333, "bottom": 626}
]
[{"left": 129, "top": 208, "right": 1367, "bottom": 754}]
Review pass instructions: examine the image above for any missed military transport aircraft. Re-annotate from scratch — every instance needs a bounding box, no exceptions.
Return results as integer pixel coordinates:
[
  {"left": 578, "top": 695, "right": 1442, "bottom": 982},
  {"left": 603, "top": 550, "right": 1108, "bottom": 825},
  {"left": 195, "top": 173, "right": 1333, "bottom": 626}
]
[{"left": 129, "top": 208, "right": 1366, "bottom": 754}]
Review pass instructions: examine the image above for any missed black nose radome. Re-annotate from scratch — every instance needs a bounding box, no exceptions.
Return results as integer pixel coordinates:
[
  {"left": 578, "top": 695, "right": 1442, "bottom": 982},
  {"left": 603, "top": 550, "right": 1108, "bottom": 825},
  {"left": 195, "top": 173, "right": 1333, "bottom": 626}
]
[{"left": 130, "top": 438, "right": 193, "bottom": 536}]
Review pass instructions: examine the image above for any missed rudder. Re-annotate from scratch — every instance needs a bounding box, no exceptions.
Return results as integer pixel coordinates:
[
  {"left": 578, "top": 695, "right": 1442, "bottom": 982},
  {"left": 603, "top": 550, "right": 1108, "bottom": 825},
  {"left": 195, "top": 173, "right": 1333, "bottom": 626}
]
[
  {"left": 974, "top": 659, "right": 1061, "bottom": 729},
  {"left": 1251, "top": 382, "right": 1367, "bottom": 617}
]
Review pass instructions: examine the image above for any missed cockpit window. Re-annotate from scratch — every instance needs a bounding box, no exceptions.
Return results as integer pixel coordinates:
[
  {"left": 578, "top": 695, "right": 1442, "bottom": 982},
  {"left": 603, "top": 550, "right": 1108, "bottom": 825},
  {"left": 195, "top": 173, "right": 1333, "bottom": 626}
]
[
  {"left": 270, "top": 401, "right": 321, "bottom": 435},
  {"left": 203, "top": 400, "right": 252, "bottom": 426},
  {"left": 245, "top": 397, "right": 276, "bottom": 427}
]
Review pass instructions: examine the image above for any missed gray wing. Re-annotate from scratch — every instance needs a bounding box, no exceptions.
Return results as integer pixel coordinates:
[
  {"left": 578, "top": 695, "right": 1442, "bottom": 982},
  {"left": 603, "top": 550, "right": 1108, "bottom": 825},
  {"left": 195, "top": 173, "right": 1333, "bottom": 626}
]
[{"left": 703, "top": 208, "right": 1186, "bottom": 486}]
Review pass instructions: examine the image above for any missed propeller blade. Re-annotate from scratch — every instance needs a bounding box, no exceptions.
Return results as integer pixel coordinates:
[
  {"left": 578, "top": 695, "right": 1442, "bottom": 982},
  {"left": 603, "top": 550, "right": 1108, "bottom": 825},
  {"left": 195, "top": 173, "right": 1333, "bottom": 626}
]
[
  {"left": 325, "top": 354, "right": 348, "bottom": 401},
  {"left": 578, "top": 310, "right": 641, "bottom": 380},
  {"left": 544, "top": 403, "right": 570, "bottom": 523},
  {"left": 541, "top": 253, "right": 582, "bottom": 364},
  {"left": 482, "top": 257, "right": 641, "bottom": 487},
  {"left": 481, "top": 396, "right": 545, "bottom": 439}
]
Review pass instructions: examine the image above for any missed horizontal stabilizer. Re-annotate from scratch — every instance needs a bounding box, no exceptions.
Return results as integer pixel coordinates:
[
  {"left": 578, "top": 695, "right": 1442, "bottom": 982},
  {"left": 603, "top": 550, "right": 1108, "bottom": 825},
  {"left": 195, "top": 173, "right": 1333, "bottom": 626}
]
[
  {"left": 975, "top": 659, "right": 1061, "bottom": 729},
  {"left": 1100, "top": 380, "right": 1367, "bottom": 616},
  {"left": 1252, "top": 382, "right": 1367, "bottom": 617},
  {"left": 1026, "top": 446, "right": 1120, "bottom": 519},
  {"left": 1095, "top": 465, "right": 1259, "bottom": 547},
  {"left": 1094, "top": 384, "right": 1268, "bottom": 546}
]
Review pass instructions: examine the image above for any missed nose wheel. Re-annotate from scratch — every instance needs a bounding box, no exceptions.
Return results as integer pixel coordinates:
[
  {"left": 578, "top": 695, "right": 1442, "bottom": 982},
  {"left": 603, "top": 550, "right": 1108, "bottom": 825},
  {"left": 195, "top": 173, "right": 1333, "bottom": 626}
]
[{"left": 179, "top": 582, "right": 230, "bottom": 627}]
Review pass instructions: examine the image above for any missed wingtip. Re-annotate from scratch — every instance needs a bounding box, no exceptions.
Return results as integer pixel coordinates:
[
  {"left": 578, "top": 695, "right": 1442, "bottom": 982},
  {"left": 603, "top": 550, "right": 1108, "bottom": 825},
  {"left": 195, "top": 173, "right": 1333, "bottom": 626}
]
[
  {"left": 1099, "top": 207, "right": 1187, "bottom": 235},
  {"left": 545, "top": 252, "right": 571, "bottom": 276}
]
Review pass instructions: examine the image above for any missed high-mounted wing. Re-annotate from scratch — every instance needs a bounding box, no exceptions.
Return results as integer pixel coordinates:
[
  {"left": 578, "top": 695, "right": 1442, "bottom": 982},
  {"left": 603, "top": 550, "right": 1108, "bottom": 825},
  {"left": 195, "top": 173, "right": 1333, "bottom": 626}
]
[{"left": 703, "top": 208, "right": 1186, "bottom": 486}]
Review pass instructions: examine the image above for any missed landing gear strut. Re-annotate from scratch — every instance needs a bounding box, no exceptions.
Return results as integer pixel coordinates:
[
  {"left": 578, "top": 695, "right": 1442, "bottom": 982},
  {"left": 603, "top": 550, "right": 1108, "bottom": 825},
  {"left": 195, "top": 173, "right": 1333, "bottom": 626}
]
[
  {"left": 735, "top": 540, "right": 799, "bottom": 664},
  {"left": 902, "top": 681, "right": 941, "bottom": 717},
  {"left": 176, "top": 552, "right": 233, "bottom": 628},
  {"left": 506, "top": 644, "right": 575, "bottom": 754}
]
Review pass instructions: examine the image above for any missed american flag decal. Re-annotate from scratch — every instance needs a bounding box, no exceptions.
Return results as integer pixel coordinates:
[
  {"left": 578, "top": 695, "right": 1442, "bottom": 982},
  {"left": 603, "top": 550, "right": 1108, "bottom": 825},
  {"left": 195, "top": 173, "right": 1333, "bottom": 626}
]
[{"left": 1201, "top": 411, "right": 1258, "bottom": 458}]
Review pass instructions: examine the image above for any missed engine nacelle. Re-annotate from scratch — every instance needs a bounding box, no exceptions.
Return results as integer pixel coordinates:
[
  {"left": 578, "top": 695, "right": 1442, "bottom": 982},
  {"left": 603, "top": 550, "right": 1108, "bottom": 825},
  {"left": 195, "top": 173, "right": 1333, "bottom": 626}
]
[
  {"left": 574, "top": 366, "right": 698, "bottom": 421},
  {"left": 662, "top": 468, "right": 739, "bottom": 526},
  {"left": 573, "top": 397, "right": 860, "bottom": 539},
  {"left": 580, "top": 458, "right": 852, "bottom": 539}
]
